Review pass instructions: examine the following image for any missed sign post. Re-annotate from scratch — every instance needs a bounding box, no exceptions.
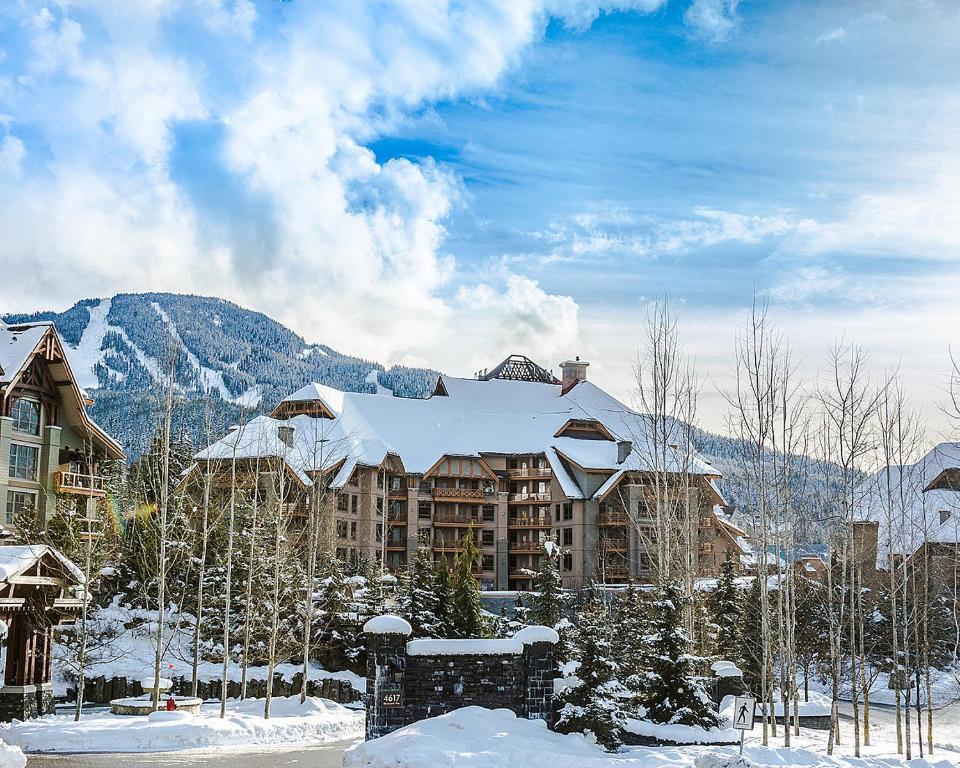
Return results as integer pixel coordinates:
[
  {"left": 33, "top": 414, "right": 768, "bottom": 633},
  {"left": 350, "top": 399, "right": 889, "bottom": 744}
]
[{"left": 731, "top": 695, "right": 756, "bottom": 756}]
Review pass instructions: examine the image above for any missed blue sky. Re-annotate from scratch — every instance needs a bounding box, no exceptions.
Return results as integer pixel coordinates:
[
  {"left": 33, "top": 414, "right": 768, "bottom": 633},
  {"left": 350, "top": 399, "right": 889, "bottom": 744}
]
[{"left": 1, "top": 0, "right": 958, "bottom": 431}]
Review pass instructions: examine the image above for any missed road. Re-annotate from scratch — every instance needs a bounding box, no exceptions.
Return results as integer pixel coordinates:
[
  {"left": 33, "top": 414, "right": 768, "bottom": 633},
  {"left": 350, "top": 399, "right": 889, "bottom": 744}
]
[{"left": 25, "top": 740, "right": 356, "bottom": 768}]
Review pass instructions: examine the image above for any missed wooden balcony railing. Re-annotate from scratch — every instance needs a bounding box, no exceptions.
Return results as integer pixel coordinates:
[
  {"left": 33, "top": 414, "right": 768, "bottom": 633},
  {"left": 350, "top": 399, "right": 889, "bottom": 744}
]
[
  {"left": 508, "top": 492, "right": 551, "bottom": 504},
  {"left": 55, "top": 471, "right": 106, "bottom": 498},
  {"left": 600, "top": 564, "right": 630, "bottom": 579},
  {"left": 508, "top": 516, "right": 552, "bottom": 528},
  {"left": 433, "top": 513, "right": 485, "bottom": 526},
  {"left": 508, "top": 541, "right": 545, "bottom": 553},
  {"left": 598, "top": 510, "right": 628, "bottom": 526},
  {"left": 432, "top": 487, "right": 488, "bottom": 501},
  {"left": 599, "top": 537, "right": 629, "bottom": 552},
  {"left": 507, "top": 467, "right": 552, "bottom": 479}
]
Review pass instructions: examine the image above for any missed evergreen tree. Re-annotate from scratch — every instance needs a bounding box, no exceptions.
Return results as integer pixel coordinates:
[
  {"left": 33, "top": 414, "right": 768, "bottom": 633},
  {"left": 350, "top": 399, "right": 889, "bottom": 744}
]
[
  {"left": 433, "top": 556, "right": 455, "bottom": 638},
  {"left": 641, "top": 579, "right": 723, "bottom": 728},
  {"left": 556, "top": 589, "right": 626, "bottom": 750},
  {"left": 399, "top": 547, "right": 441, "bottom": 638},
  {"left": 451, "top": 532, "right": 484, "bottom": 638},
  {"left": 529, "top": 540, "right": 572, "bottom": 659},
  {"left": 611, "top": 582, "right": 648, "bottom": 712},
  {"left": 314, "top": 558, "right": 352, "bottom": 669},
  {"left": 709, "top": 550, "right": 742, "bottom": 662}
]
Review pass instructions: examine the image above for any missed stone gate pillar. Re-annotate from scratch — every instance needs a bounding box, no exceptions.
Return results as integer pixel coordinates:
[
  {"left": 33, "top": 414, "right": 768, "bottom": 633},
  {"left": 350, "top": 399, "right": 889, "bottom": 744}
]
[
  {"left": 514, "top": 625, "right": 559, "bottom": 726},
  {"left": 363, "top": 615, "right": 412, "bottom": 740}
]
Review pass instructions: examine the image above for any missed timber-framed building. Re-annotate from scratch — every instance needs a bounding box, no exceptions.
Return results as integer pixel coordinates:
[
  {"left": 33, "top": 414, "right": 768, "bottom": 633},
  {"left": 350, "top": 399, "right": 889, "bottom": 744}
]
[
  {"left": 186, "top": 355, "right": 751, "bottom": 590},
  {"left": 0, "top": 320, "right": 124, "bottom": 530}
]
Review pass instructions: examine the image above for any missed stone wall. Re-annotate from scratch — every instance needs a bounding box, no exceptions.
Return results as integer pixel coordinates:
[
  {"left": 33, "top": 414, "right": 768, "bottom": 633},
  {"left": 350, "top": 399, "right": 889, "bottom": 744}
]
[
  {"left": 364, "top": 621, "right": 556, "bottom": 740},
  {"left": 65, "top": 673, "right": 361, "bottom": 706}
]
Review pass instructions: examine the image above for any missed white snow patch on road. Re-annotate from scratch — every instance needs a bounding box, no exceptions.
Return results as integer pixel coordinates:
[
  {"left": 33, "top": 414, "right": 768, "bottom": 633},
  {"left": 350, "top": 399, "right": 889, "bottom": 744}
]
[{"left": 0, "top": 696, "right": 362, "bottom": 754}]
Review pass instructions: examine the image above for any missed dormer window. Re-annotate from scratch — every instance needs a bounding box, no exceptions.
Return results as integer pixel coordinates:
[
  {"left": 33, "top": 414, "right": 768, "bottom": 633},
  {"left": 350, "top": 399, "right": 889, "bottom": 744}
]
[
  {"left": 11, "top": 398, "right": 40, "bottom": 436},
  {"left": 940, "top": 509, "right": 951, "bottom": 525}
]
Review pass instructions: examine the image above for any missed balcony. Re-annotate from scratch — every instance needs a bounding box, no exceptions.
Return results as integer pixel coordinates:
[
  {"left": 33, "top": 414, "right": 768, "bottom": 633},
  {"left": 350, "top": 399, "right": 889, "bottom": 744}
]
[
  {"left": 599, "top": 537, "right": 628, "bottom": 552},
  {"left": 600, "top": 564, "right": 630, "bottom": 580},
  {"left": 388, "top": 487, "right": 407, "bottom": 498},
  {"left": 432, "top": 487, "right": 489, "bottom": 502},
  {"left": 507, "top": 467, "right": 552, "bottom": 480},
  {"left": 598, "top": 509, "right": 628, "bottom": 526},
  {"left": 508, "top": 516, "right": 551, "bottom": 529},
  {"left": 386, "top": 542, "right": 406, "bottom": 551},
  {"left": 55, "top": 471, "right": 106, "bottom": 498},
  {"left": 433, "top": 513, "right": 485, "bottom": 526},
  {"left": 508, "top": 540, "right": 545, "bottom": 553},
  {"left": 508, "top": 492, "right": 551, "bottom": 504}
]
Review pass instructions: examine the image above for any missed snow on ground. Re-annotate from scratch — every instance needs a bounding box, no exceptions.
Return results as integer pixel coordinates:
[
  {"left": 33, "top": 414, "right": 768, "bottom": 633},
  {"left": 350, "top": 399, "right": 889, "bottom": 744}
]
[
  {"left": 40, "top": 601, "right": 365, "bottom": 696},
  {"left": 805, "top": 667, "right": 960, "bottom": 707},
  {"left": 0, "top": 695, "right": 362, "bottom": 754},
  {"left": 0, "top": 742, "right": 23, "bottom": 768},
  {"left": 344, "top": 706, "right": 960, "bottom": 768}
]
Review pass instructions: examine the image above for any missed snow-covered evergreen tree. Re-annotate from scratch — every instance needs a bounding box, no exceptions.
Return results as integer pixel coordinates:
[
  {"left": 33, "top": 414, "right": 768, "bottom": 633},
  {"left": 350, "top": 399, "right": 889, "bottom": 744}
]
[
  {"left": 451, "top": 532, "right": 484, "bottom": 638},
  {"left": 739, "top": 574, "right": 770, "bottom": 696},
  {"left": 313, "top": 558, "right": 353, "bottom": 669},
  {"left": 400, "top": 546, "right": 441, "bottom": 638},
  {"left": 641, "top": 579, "right": 723, "bottom": 729},
  {"left": 709, "top": 550, "right": 742, "bottom": 663},
  {"left": 529, "top": 541, "right": 570, "bottom": 661},
  {"left": 611, "top": 582, "right": 648, "bottom": 710},
  {"left": 433, "top": 556, "right": 455, "bottom": 638},
  {"left": 556, "top": 589, "right": 626, "bottom": 750}
]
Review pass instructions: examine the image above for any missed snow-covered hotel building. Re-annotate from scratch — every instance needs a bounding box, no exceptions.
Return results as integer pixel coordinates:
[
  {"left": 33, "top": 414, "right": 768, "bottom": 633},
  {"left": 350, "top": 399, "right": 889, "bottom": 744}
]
[
  {"left": 0, "top": 320, "right": 124, "bottom": 529},
  {"left": 188, "top": 355, "right": 750, "bottom": 590}
]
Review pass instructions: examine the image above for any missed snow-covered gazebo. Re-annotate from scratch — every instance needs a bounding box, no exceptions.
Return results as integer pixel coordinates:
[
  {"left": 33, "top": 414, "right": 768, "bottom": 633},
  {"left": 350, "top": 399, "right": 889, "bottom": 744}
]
[{"left": 0, "top": 545, "right": 86, "bottom": 720}]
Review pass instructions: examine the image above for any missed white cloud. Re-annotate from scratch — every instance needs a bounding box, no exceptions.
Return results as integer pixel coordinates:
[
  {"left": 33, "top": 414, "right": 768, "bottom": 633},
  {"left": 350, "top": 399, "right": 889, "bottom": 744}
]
[
  {"left": 0, "top": 1, "right": 666, "bottom": 368},
  {"left": 684, "top": 0, "right": 741, "bottom": 42},
  {"left": 815, "top": 27, "right": 847, "bottom": 45},
  {"left": 0, "top": 135, "right": 25, "bottom": 178}
]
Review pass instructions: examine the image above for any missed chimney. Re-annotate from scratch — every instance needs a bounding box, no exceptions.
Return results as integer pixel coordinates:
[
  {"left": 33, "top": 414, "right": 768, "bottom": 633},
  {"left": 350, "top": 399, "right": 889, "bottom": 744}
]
[
  {"left": 617, "top": 440, "right": 632, "bottom": 464},
  {"left": 278, "top": 425, "right": 295, "bottom": 448},
  {"left": 559, "top": 357, "right": 589, "bottom": 395}
]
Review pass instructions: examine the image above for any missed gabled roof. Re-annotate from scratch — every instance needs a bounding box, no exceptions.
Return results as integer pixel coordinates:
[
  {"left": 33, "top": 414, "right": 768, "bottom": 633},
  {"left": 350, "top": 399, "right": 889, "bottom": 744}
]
[
  {"left": 862, "top": 442, "right": 960, "bottom": 563},
  {"left": 193, "top": 358, "right": 722, "bottom": 491},
  {"left": 0, "top": 321, "right": 123, "bottom": 460},
  {"left": 0, "top": 320, "right": 53, "bottom": 385},
  {"left": 0, "top": 544, "right": 85, "bottom": 585}
]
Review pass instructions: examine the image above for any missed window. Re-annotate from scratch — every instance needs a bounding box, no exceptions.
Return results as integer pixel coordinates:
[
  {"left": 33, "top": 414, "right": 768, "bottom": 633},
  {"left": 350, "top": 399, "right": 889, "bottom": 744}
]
[
  {"left": 482, "top": 530, "right": 494, "bottom": 546},
  {"left": 562, "top": 553, "right": 573, "bottom": 572},
  {"left": 11, "top": 399, "right": 40, "bottom": 436},
  {"left": 376, "top": 523, "right": 384, "bottom": 542},
  {"left": 350, "top": 521, "right": 357, "bottom": 540},
  {"left": 390, "top": 476, "right": 402, "bottom": 491},
  {"left": 5, "top": 490, "right": 35, "bottom": 524},
  {"left": 377, "top": 472, "right": 384, "bottom": 489},
  {"left": 350, "top": 495, "right": 358, "bottom": 514},
  {"left": 562, "top": 503, "right": 573, "bottom": 521},
  {"left": 418, "top": 502, "right": 432, "bottom": 520},
  {"left": 336, "top": 520, "right": 348, "bottom": 539},
  {"left": 376, "top": 497, "right": 383, "bottom": 514},
  {"left": 8, "top": 444, "right": 38, "bottom": 480},
  {"left": 562, "top": 528, "right": 573, "bottom": 546},
  {"left": 554, "top": 503, "right": 561, "bottom": 521},
  {"left": 483, "top": 505, "right": 495, "bottom": 522},
  {"left": 481, "top": 554, "right": 494, "bottom": 571},
  {"left": 337, "top": 495, "right": 348, "bottom": 512}
]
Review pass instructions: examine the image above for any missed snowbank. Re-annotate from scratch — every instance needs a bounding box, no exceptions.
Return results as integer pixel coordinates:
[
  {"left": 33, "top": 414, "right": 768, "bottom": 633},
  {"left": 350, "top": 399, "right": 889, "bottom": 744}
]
[
  {"left": 363, "top": 615, "right": 412, "bottom": 635},
  {"left": 622, "top": 718, "right": 738, "bottom": 745},
  {"left": 343, "top": 706, "right": 959, "bottom": 768},
  {"left": 0, "top": 742, "right": 23, "bottom": 768},
  {"left": 513, "top": 625, "right": 560, "bottom": 645},
  {"left": 407, "top": 639, "right": 523, "bottom": 656},
  {"left": 0, "top": 695, "right": 362, "bottom": 754}
]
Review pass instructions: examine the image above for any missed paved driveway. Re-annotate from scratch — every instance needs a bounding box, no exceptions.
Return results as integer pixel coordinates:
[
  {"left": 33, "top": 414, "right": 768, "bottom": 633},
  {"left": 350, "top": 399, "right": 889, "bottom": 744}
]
[{"left": 25, "top": 739, "right": 357, "bottom": 768}]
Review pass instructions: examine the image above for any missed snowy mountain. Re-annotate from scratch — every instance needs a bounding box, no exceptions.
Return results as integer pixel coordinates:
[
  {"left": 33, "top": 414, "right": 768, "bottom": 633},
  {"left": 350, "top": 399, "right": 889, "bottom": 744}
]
[{"left": 3, "top": 293, "right": 438, "bottom": 456}]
